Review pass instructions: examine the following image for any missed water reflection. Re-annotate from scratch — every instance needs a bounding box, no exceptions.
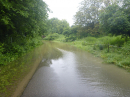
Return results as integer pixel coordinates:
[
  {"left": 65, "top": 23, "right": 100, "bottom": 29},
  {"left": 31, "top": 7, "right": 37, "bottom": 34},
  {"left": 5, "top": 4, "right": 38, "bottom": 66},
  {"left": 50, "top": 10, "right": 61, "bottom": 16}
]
[
  {"left": 38, "top": 45, "right": 63, "bottom": 68},
  {"left": 50, "top": 43, "right": 130, "bottom": 97},
  {"left": 21, "top": 42, "right": 130, "bottom": 97}
]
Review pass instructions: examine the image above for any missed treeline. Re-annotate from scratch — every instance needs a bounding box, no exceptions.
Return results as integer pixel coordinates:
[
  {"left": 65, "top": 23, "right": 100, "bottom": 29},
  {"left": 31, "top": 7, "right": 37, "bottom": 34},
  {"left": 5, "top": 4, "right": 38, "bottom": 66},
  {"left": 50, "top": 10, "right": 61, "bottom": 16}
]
[
  {"left": 46, "top": 0, "right": 130, "bottom": 42},
  {"left": 44, "top": 18, "right": 71, "bottom": 40},
  {"left": 72, "top": 0, "right": 130, "bottom": 38},
  {"left": 0, "top": 0, "right": 49, "bottom": 65}
]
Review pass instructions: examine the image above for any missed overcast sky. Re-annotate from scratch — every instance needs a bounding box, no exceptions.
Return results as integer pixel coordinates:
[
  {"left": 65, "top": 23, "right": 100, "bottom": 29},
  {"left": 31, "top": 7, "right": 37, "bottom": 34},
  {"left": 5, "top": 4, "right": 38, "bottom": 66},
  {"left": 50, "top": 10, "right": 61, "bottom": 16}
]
[{"left": 43, "top": 0, "right": 82, "bottom": 26}]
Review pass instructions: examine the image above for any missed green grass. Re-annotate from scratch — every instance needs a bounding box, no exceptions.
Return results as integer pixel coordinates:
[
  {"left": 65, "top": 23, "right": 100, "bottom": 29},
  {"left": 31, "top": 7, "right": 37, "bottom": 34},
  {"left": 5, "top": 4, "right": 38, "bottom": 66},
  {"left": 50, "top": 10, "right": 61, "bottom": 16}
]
[
  {"left": 0, "top": 50, "right": 35, "bottom": 97},
  {"left": 0, "top": 36, "right": 44, "bottom": 97},
  {"left": 59, "top": 35, "right": 130, "bottom": 71},
  {"left": 52, "top": 34, "right": 66, "bottom": 42},
  {"left": 0, "top": 36, "right": 43, "bottom": 66}
]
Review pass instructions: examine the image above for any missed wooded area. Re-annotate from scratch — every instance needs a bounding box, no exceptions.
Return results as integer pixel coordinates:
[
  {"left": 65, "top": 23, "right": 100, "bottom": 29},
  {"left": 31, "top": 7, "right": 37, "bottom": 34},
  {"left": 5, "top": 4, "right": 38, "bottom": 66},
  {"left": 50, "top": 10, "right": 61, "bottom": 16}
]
[
  {"left": 0, "top": 0, "right": 49, "bottom": 65},
  {"left": 44, "top": 0, "right": 130, "bottom": 42},
  {"left": 0, "top": 0, "right": 130, "bottom": 66},
  {"left": 73, "top": 0, "right": 130, "bottom": 38}
]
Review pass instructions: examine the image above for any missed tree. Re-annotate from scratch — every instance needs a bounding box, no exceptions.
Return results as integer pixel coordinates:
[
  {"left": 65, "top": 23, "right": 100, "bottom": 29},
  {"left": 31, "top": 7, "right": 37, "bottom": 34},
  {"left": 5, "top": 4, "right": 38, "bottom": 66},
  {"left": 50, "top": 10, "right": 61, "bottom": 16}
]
[
  {"left": 108, "top": 11, "right": 130, "bottom": 36},
  {"left": 123, "top": 0, "right": 130, "bottom": 22},
  {"left": 99, "top": 4, "right": 130, "bottom": 36},
  {"left": 47, "top": 18, "right": 70, "bottom": 34},
  {"left": 74, "top": 0, "right": 102, "bottom": 26},
  {"left": 0, "top": 0, "right": 49, "bottom": 62},
  {"left": 0, "top": 0, "right": 49, "bottom": 43},
  {"left": 99, "top": 4, "right": 120, "bottom": 33},
  {"left": 73, "top": 0, "right": 104, "bottom": 37}
]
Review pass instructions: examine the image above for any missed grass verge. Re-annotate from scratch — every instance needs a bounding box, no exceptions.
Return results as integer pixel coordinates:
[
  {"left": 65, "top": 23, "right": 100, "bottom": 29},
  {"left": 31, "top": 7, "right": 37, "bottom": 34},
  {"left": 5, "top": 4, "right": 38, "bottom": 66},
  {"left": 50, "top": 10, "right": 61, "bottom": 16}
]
[
  {"left": 54, "top": 35, "right": 130, "bottom": 71},
  {"left": 0, "top": 37, "right": 44, "bottom": 97}
]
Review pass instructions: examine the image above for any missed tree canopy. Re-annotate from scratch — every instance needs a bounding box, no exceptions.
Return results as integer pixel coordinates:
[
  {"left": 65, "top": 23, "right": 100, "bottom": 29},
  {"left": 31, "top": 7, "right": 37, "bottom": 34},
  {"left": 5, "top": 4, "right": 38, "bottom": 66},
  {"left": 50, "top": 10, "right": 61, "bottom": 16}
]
[
  {"left": 0, "top": 0, "right": 49, "bottom": 42},
  {"left": 47, "top": 18, "right": 70, "bottom": 34},
  {"left": 72, "top": 0, "right": 130, "bottom": 37},
  {"left": 0, "top": 0, "right": 50, "bottom": 65}
]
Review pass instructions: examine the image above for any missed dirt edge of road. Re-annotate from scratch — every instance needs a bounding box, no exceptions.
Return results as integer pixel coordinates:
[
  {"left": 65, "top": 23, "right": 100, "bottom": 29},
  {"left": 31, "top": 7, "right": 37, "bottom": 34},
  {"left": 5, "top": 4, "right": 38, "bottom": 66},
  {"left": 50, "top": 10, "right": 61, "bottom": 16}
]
[{"left": 12, "top": 60, "right": 40, "bottom": 97}]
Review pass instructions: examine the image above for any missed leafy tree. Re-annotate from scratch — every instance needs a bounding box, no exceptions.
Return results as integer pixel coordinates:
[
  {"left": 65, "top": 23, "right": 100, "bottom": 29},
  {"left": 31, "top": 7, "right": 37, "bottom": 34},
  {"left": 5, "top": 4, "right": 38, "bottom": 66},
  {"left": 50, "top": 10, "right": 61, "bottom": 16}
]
[
  {"left": 99, "top": 4, "right": 120, "bottom": 33},
  {"left": 0, "top": 0, "right": 49, "bottom": 43},
  {"left": 108, "top": 11, "right": 130, "bottom": 36},
  {"left": 63, "top": 28, "right": 71, "bottom": 37},
  {"left": 123, "top": 0, "right": 130, "bottom": 22},
  {"left": 70, "top": 25, "right": 79, "bottom": 36},
  {"left": 73, "top": 0, "right": 104, "bottom": 37},
  {"left": 73, "top": 0, "right": 121, "bottom": 38},
  {"left": 74, "top": 0, "right": 102, "bottom": 26},
  {"left": 47, "top": 18, "right": 70, "bottom": 35},
  {"left": 99, "top": 4, "right": 130, "bottom": 36},
  {"left": 0, "top": 0, "right": 49, "bottom": 64}
]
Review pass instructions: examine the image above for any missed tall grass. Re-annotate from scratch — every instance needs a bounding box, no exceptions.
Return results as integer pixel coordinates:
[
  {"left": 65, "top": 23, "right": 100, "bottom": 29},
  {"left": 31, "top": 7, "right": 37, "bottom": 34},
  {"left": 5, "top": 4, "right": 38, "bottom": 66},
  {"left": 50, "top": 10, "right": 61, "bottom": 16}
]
[
  {"left": 98, "top": 36, "right": 126, "bottom": 47},
  {"left": 66, "top": 35, "right": 130, "bottom": 71}
]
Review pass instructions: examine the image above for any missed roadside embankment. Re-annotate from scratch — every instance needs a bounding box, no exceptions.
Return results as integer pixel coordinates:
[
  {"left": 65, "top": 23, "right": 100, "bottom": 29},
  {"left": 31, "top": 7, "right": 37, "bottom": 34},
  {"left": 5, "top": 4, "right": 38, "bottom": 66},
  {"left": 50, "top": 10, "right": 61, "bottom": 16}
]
[
  {"left": 12, "top": 58, "right": 41, "bottom": 97},
  {"left": 0, "top": 42, "right": 45, "bottom": 97}
]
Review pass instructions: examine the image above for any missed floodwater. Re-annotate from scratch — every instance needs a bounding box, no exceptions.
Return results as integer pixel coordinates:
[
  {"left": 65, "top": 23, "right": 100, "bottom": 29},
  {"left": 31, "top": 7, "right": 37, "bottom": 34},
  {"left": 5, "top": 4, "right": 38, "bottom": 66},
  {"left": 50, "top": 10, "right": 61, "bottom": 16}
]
[{"left": 21, "top": 42, "right": 130, "bottom": 97}]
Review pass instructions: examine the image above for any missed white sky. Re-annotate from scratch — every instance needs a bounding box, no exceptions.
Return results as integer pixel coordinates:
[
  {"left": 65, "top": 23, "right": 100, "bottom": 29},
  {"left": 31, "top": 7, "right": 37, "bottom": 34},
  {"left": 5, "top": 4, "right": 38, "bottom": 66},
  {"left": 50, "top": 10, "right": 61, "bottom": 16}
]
[{"left": 43, "top": 0, "right": 82, "bottom": 26}]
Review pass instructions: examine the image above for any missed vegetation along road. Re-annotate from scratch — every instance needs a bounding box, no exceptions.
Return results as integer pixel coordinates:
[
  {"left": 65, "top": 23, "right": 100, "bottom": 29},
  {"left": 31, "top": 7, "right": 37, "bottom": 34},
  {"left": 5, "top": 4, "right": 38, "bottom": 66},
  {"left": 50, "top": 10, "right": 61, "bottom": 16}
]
[{"left": 1, "top": 0, "right": 130, "bottom": 96}]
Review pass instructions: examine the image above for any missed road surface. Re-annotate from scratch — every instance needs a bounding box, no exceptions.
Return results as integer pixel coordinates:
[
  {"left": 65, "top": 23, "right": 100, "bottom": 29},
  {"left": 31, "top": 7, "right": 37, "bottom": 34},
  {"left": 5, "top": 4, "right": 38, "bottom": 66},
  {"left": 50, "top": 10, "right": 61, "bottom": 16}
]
[{"left": 21, "top": 42, "right": 130, "bottom": 97}]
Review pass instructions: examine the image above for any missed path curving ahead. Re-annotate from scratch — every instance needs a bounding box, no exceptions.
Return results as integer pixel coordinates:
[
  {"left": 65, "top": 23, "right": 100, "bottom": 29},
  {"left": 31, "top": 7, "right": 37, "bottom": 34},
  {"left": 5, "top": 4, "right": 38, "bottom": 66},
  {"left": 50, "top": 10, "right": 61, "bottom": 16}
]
[{"left": 21, "top": 42, "right": 130, "bottom": 97}]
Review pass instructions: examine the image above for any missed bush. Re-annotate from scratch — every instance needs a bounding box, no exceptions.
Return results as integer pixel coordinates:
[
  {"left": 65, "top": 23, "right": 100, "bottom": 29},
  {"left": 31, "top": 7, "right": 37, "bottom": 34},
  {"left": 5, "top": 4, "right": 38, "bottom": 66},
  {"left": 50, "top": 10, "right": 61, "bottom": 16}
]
[
  {"left": 82, "top": 41, "right": 87, "bottom": 46},
  {"left": 99, "top": 44, "right": 104, "bottom": 50},
  {"left": 65, "top": 36, "right": 76, "bottom": 42},
  {"left": 110, "top": 36, "right": 125, "bottom": 47},
  {"left": 82, "top": 37, "right": 97, "bottom": 46},
  {"left": 120, "top": 60, "right": 130, "bottom": 66},
  {"left": 43, "top": 33, "right": 60, "bottom": 40},
  {"left": 85, "top": 37, "right": 97, "bottom": 43},
  {"left": 98, "top": 36, "right": 125, "bottom": 47},
  {"left": 0, "top": 36, "right": 43, "bottom": 65},
  {"left": 98, "top": 36, "right": 112, "bottom": 44}
]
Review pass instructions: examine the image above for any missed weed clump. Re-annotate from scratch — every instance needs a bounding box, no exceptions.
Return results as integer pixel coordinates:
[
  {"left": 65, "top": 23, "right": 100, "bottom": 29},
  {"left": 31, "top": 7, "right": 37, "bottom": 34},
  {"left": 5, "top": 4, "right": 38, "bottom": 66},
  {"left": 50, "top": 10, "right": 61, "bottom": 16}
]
[
  {"left": 98, "top": 36, "right": 126, "bottom": 47},
  {"left": 85, "top": 37, "right": 97, "bottom": 44}
]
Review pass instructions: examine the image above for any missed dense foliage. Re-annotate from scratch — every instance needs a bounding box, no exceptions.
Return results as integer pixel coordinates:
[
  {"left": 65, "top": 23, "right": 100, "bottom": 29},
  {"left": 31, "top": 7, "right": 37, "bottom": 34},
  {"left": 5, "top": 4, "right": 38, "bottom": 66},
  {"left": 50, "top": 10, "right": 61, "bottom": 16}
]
[
  {"left": 47, "top": 18, "right": 70, "bottom": 34},
  {"left": 70, "top": 0, "right": 130, "bottom": 38},
  {"left": 99, "top": 4, "right": 130, "bottom": 37},
  {"left": 44, "top": 18, "right": 71, "bottom": 40},
  {"left": 0, "top": 0, "right": 49, "bottom": 65}
]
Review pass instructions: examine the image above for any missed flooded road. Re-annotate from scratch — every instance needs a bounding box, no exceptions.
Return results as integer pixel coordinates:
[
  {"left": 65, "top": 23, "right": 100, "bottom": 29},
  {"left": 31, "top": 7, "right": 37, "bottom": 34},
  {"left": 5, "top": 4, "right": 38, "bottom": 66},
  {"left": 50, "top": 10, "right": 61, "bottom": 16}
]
[{"left": 21, "top": 42, "right": 130, "bottom": 97}]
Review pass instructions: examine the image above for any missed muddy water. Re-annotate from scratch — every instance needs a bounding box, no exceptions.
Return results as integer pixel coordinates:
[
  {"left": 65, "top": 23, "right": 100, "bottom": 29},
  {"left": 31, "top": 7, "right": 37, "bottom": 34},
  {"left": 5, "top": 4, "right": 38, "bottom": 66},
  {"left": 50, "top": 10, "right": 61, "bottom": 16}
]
[{"left": 21, "top": 42, "right": 130, "bottom": 97}]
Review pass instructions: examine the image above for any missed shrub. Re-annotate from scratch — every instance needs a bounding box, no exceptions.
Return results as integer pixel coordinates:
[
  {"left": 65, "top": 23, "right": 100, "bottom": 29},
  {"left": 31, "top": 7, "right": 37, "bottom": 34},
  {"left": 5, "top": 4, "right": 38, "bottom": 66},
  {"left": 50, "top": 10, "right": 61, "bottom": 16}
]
[
  {"left": 65, "top": 36, "right": 76, "bottom": 42},
  {"left": 109, "top": 36, "right": 125, "bottom": 47},
  {"left": 0, "top": 36, "right": 43, "bottom": 65},
  {"left": 98, "top": 36, "right": 125, "bottom": 47},
  {"left": 99, "top": 44, "right": 104, "bottom": 50},
  {"left": 85, "top": 37, "right": 97, "bottom": 43},
  {"left": 93, "top": 44, "right": 96, "bottom": 50},
  {"left": 82, "top": 41, "right": 87, "bottom": 46},
  {"left": 43, "top": 33, "right": 60, "bottom": 40},
  {"left": 120, "top": 60, "right": 130, "bottom": 66}
]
